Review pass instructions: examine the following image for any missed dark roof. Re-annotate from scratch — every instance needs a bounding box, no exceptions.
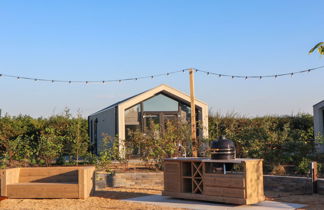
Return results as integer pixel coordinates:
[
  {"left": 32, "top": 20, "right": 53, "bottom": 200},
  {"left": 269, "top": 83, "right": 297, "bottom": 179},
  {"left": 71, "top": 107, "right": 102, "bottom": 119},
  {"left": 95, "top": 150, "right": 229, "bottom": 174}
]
[
  {"left": 313, "top": 100, "right": 324, "bottom": 108},
  {"left": 89, "top": 91, "right": 145, "bottom": 116}
]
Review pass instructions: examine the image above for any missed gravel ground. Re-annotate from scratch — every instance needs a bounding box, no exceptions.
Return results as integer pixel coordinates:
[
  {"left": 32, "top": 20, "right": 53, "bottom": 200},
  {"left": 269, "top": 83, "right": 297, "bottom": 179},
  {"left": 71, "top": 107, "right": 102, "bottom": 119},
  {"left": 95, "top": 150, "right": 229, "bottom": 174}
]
[
  {"left": 1, "top": 188, "right": 323, "bottom": 210},
  {"left": 265, "top": 191, "right": 324, "bottom": 210},
  {"left": 0, "top": 187, "right": 182, "bottom": 210}
]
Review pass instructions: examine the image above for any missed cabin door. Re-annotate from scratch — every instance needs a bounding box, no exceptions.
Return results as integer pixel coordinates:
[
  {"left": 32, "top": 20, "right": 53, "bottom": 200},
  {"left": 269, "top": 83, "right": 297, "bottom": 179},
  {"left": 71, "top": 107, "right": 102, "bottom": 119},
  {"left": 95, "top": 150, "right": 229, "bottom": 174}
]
[{"left": 143, "top": 112, "right": 178, "bottom": 132}]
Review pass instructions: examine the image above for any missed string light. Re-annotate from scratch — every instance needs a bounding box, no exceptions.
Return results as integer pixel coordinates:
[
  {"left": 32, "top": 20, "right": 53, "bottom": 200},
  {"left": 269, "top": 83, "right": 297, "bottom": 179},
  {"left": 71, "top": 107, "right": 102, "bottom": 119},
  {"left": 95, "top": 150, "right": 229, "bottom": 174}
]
[
  {"left": 0, "top": 69, "right": 187, "bottom": 84},
  {"left": 0, "top": 66, "right": 323, "bottom": 85},
  {"left": 195, "top": 65, "right": 324, "bottom": 80}
]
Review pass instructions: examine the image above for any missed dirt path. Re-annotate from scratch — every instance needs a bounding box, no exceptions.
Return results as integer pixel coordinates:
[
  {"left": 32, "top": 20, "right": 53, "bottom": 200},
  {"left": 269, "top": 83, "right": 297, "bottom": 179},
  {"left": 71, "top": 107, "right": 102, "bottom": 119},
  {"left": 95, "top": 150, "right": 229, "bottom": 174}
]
[
  {"left": 1, "top": 188, "right": 323, "bottom": 210},
  {"left": 0, "top": 188, "right": 182, "bottom": 210},
  {"left": 265, "top": 191, "right": 324, "bottom": 210}
]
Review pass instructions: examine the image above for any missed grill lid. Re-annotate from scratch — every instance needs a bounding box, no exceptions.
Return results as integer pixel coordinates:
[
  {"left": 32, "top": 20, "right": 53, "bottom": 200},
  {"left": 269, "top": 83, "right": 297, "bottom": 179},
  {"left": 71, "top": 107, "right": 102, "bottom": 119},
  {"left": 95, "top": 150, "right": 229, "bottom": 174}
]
[
  {"left": 211, "top": 136, "right": 235, "bottom": 150},
  {"left": 210, "top": 136, "right": 236, "bottom": 159}
]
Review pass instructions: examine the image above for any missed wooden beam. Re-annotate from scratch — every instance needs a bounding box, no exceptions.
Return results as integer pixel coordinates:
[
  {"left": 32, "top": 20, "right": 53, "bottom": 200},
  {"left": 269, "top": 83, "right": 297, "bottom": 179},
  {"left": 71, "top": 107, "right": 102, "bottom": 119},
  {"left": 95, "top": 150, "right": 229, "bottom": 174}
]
[
  {"left": 189, "top": 69, "right": 197, "bottom": 157},
  {"left": 312, "top": 161, "right": 318, "bottom": 193}
]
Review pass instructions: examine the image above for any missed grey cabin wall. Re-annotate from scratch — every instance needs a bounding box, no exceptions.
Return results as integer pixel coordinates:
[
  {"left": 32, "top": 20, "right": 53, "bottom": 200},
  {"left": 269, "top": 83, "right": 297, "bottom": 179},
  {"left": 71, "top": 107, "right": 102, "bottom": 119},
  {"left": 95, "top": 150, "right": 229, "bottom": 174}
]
[
  {"left": 89, "top": 107, "right": 117, "bottom": 155},
  {"left": 314, "top": 101, "right": 324, "bottom": 153}
]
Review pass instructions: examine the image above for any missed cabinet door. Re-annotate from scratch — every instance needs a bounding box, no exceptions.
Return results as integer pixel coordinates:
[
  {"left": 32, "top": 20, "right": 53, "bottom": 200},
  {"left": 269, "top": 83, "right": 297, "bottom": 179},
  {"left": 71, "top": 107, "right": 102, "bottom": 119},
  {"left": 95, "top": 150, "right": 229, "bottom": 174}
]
[{"left": 164, "top": 161, "right": 180, "bottom": 192}]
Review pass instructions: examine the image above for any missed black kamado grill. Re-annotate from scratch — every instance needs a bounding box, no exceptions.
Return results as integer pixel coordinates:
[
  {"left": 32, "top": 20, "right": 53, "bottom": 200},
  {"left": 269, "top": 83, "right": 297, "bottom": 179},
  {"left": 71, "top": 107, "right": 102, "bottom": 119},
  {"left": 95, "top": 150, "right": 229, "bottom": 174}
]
[{"left": 210, "top": 136, "right": 236, "bottom": 160}]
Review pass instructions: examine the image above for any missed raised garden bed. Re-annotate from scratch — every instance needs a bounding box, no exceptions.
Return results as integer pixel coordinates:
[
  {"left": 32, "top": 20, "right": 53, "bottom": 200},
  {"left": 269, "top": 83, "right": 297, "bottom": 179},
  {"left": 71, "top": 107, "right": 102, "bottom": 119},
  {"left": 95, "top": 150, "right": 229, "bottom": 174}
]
[{"left": 1, "top": 166, "right": 95, "bottom": 199}]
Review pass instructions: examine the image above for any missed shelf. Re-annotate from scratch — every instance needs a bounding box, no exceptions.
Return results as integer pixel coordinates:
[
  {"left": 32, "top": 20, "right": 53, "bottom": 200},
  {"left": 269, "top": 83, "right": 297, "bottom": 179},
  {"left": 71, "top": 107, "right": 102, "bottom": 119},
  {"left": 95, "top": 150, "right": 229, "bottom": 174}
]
[
  {"left": 182, "top": 178, "right": 192, "bottom": 193},
  {"left": 182, "top": 162, "right": 192, "bottom": 176},
  {"left": 192, "top": 161, "right": 203, "bottom": 194}
]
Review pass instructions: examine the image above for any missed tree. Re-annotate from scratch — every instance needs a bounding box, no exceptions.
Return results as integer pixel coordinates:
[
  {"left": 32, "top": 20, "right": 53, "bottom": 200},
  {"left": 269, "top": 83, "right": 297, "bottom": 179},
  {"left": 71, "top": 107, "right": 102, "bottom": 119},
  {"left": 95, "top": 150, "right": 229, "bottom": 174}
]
[
  {"left": 70, "top": 113, "right": 89, "bottom": 165},
  {"left": 309, "top": 42, "right": 324, "bottom": 55},
  {"left": 37, "top": 128, "right": 63, "bottom": 166},
  {"left": 0, "top": 115, "right": 39, "bottom": 167}
]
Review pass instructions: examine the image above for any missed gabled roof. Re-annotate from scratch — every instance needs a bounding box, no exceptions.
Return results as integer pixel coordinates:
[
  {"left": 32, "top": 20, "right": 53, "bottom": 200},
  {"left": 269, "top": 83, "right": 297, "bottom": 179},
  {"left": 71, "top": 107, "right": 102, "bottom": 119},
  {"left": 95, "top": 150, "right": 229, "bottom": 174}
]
[
  {"left": 313, "top": 100, "right": 324, "bottom": 108},
  {"left": 89, "top": 84, "right": 207, "bottom": 116}
]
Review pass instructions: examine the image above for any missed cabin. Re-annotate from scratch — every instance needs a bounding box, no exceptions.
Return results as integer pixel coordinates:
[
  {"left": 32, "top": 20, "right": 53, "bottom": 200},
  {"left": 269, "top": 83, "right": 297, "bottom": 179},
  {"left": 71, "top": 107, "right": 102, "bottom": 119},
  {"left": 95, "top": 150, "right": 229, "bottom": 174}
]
[
  {"left": 314, "top": 100, "right": 324, "bottom": 153},
  {"left": 88, "top": 84, "right": 208, "bottom": 157}
]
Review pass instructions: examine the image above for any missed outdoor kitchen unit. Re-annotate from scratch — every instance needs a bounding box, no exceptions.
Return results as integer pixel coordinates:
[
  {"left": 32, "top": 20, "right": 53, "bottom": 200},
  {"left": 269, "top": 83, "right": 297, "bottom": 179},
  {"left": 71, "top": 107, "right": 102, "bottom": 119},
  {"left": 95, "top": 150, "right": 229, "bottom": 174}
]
[{"left": 162, "top": 137, "right": 265, "bottom": 205}]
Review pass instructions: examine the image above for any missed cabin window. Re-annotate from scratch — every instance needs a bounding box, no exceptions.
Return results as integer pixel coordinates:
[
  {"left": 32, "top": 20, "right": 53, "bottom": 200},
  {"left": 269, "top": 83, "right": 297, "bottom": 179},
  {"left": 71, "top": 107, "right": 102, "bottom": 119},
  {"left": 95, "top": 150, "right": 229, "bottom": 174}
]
[
  {"left": 125, "top": 104, "right": 141, "bottom": 138},
  {"left": 90, "top": 120, "right": 93, "bottom": 143},
  {"left": 143, "top": 94, "right": 178, "bottom": 112},
  {"left": 93, "top": 118, "right": 98, "bottom": 155},
  {"left": 322, "top": 110, "right": 324, "bottom": 132}
]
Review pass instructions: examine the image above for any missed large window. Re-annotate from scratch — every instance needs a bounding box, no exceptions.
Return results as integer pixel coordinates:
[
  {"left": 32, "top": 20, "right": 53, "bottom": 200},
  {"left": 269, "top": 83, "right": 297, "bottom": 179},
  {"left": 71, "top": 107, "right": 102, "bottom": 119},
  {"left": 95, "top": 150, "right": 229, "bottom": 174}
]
[
  {"left": 143, "top": 94, "right": 178, "bottom": 112},
  {"left": 125, "top": 104, "right": 141, "bottom": 139},
  {"left": 180, "top": 103, "right": 191, "bottom": 123},
  {"left": 125, "top": 104, "right": 141, "bottom": 125},
  {"left": 124, "top": 93, "right": 201, "bottom": 138},
  {"left": 124, "top": 93, "right": 204, "bottom": 156}
]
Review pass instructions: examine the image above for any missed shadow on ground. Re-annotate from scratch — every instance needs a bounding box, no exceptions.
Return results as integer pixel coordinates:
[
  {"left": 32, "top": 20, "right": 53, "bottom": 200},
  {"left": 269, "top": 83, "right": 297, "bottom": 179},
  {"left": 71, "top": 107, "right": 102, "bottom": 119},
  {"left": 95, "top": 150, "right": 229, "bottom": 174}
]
[{"left": 92, "top": 188, "right": 158, "bottom": 200}]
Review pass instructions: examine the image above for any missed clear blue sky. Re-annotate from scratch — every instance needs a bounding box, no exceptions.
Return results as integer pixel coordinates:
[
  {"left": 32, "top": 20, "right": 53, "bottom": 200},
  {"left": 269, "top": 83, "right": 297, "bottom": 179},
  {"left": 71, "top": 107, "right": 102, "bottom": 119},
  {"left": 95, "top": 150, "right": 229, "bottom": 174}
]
[{"left": 0, "top": 0, "right": 324, "bottom": 117}]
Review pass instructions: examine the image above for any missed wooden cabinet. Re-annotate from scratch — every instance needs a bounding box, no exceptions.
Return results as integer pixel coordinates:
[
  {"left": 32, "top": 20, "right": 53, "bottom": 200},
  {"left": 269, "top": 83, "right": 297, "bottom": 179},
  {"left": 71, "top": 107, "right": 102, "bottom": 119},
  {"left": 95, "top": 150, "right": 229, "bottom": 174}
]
[
  {"left": 162, "top": 158, "right": 265, "bottom": 205},
  {"left": 164, "top": 161, "right": 181, "bottom": 192}
]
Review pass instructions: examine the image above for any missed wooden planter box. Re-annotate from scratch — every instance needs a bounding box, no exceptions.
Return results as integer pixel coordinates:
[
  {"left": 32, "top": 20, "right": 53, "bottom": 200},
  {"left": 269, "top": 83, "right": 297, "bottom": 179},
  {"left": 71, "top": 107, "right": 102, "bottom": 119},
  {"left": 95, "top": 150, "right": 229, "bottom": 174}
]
[
  {"left": 162, "top": 158, "right": 265, "bottom": 205},
  {"left": 1, "top": 166, "right": 95, "bottom": 199}
]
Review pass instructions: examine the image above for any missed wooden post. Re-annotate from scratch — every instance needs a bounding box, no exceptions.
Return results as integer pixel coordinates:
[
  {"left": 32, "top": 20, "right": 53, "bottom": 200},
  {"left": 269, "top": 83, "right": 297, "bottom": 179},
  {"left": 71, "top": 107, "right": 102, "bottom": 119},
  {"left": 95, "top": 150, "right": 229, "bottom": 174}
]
[
  {"left": 311, "top": 161, "right": 318, "bottom": 193},
  {"left": 189, "top": 69, "right": 198, "bottom": 157}
]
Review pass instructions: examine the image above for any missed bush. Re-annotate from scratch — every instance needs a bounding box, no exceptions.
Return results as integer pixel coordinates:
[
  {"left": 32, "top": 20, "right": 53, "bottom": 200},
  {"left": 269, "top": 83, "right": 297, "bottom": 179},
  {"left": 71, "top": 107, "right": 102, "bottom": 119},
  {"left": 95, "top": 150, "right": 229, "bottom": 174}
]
[
  {"left": 297, "top": 158, "right": 311, "bottom": 175},
  {"left": 0, "top": 110, "right": 320, "bottom": 175},
  {"left": 95, "top": 134, "right": 121, "bottom": 172},
  {"left": 0, "top": 110, "right": 89, "bottom": 167},
  {"left": 126, "top": 120, "right": 192, "bottom": 169},
  {"left": 208, "top": 112, "right": 316, "bottom": 173}
]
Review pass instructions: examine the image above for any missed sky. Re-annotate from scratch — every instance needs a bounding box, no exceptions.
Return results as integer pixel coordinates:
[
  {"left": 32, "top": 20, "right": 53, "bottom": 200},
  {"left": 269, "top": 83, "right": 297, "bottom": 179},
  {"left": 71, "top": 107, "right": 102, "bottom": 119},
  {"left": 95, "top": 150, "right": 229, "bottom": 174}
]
[{"left": 0, "top": 0, "right": 324, "bottom": 118}]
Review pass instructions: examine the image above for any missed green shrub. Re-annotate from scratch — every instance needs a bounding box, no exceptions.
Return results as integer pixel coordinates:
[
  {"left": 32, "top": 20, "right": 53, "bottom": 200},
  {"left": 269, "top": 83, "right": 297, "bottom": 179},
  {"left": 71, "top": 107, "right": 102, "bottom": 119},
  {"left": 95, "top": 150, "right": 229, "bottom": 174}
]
[
  {"left": 297, "top": 157, "right": 311, "bottom": 175},
  {"left": 95, "top": 134, "right": 121, "bottom": 172},
  {"left": 126, "top": 120, "right": 192, "bottom": 169},
  {"left": 208, "top": 113, "right": 315, "bottom": 172},
  {"left": 0, "top": 111, "right": 89, "bottom": 167}
]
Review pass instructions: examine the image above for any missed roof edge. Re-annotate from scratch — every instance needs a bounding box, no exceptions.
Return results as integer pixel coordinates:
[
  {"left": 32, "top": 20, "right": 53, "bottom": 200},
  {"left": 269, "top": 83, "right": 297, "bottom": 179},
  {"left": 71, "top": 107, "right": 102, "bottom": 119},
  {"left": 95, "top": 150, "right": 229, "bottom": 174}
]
[
  {"left": 89, "top": 83, "right": 208, "bottom": 116},
  {"left": 118, "top": 84, "right": 208, "bottom": 108},
  {"left": 314, "top": 100, "right": 324, "bottom": 108}
]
